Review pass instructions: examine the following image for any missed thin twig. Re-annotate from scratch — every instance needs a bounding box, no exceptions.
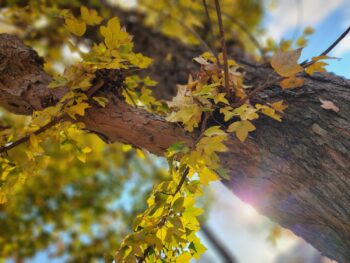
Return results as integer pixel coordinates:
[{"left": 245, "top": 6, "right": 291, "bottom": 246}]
[
  {"left": 86, "top": 79, "right": 105, "bottom": 98},
  {"left": 202, "top": 0, "right": 220, "bottom": 64},
  {"left": 302, "top": 25, "right": 350, "bottom": 66},
  {"left": 237, "top": 25, "right": 350, "bottom": 106},
  {"left": 200, "top": 112, "right": 210, "bottom": 134},
  {"left": 173, "top": 167, "right": 190, "bottom": 196},
  {"left": 321, "top": 25, "right": 350, "bottom": 56},
  {"left": 122, "top": 86, "right": 138, "bottom": 107},
  {"left": 205, "top": 5, "right": 266, "bottom": 61},
  {"left": 137, "top": 166, "right": 189, "bottom": 262},
  {"left": 214, "top": 0, "right": 231, "bottom": 98},
  {"left": 0, "top": 116, "right": 65, "bottom": 154},
  {"left": 235, "top": 74, "right": 278, "bottom": 107},
  {"left": 202, "top": 0, "right": 213, "bottom": 34}
]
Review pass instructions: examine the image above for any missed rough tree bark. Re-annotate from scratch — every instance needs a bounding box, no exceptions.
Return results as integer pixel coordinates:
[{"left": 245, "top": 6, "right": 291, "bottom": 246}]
[{"left": 0, "top": 13, "right": 349, "bottom": 263}]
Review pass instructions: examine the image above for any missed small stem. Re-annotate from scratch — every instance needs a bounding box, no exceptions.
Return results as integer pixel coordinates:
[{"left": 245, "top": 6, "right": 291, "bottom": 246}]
[
  {"left": 202, "top": 0, "right": 220, "bottom": 64},
  {"left": 214, "top": 0, "right": 231, "bottom": 98},
  {"left": 173, "top": 167, "right": 189, "bottom": 196},
  {"left": 237, "top": 25, "right": 350, "bottom": 106},
  {"left": 123, "top": 86, "right": 138, "bottom": 107},
  {"left": 201, "top": 112, "right": 210, "bottom": 134},
  {"left": 202, "top": 0, "right": 213, "bottom": 33},
  {"left": 302, "top": 25, "right": 350, "bottom": 66},
  {"left": 235, "top": 74, "right": 279, "bottom": 107},
  {"left": 0, "top": 115, "right": 65, "bottom": 154}
]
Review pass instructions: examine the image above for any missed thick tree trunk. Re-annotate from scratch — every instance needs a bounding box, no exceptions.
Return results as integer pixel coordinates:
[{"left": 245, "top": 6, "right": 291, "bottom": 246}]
[{"left": 0, "top": 18, "right": 349, "bottom": 263}]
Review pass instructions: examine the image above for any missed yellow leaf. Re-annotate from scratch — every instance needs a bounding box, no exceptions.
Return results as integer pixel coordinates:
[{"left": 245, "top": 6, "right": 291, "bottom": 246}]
[
  {"left": 82, "top": 147, "right": 92, "bottom": 154},
  {"left": 136, "top": 149, "right": 145, "bottom": 159},
  {"left": 270, "top": 100, "right": 288, "bottom": 113},
  {"left": 122, "top": 144, "right": 132, "bottom": 152},
  {"left": 156, "top": 228, "right": 167, "bottom": 243},
  {"left": 0, "top": 193, "right": 7, "bottom": 204},
  {"left": 77, "top": 153, "right": 87, "bottom": 163},
  {"left": 166, "top": 106, "right": 202, "bottom": 132},
  {"left": 255, "top": 104, "right": 282, "bottom": 122},
  {"left": 213, "top": 93, "right": 229, "bottom": 104},
  {"left": 279, "top": 39, "right": 292, "bottom": 51},
  {"left": 312, "top": 55, "right": 333, "bottom": 61},
  {"left": 80, "top": 6, "right": 103, "bottom": 26},
  {"left": 100, "top": 17, "right": 130, "bottom": 50},
  {"left": 271, "top": 48, "right": 304, "bottom": 77},
  {"left": 200, "top": 167, "right": 219, "bottom": 185},
  {"left": 65, "top": 17, "right": 86, "bottom": 36},
  {"left": 78, "top": 77, "right": 92, "bottom": 90},
  {"left": 197, "top": 135, "right": 228, "bottom": 156},
  {"left": 29, "top": 134, "right": 44, "bottom": 154},
  {"left": 305, "top": 61, "right": 328, "bottom": 75},
  {"left": 303, "top": 26, "right": 314, "bottom": 35},
  {"left": 203, "top": 126, "right": 226, "bottom": 137},
  {"left": 267, "top": 226, "right": 282, "bottom": 246},
  {"left": 220, "top": 107, "right": 234, "bottom": 122},
  {"left": 280, "top": 76, "right": 304, "bottom": 89},
  {"left": 233, "top": 104, "right": 259, "bottom": 121},
  {"left": 92, "top": 96, "right": 108, "bottom": 107},
  {"left": 175, "top": 252, "right": 192, "bottom": 263},
  {"left": 296, "top": 36, "right": 307, "bottom": 47},
  {"left": 227, "top": 120, "right": 256, "bottom": 142},
  {"left": 66, "top": 103, "right": 90, "bottom": 119}
]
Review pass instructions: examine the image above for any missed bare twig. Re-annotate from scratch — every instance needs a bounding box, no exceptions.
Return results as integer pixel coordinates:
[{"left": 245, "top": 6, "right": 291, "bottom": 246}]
[
  {"left": 237, "top": 25, "right": 350, "bottom": 106},
  {"left": 216, "top": 10, "right": 266, "bottom": 61},
  {"left": 137, "top": 166, "right": 189, "bottom": 262},
  {"left": 173, "top": 167, "right": 190, "bottom": 196},
  {"left": 204, "top": 4, "right": 266, "bottom": 61},
  {"left": 202, "top": 0, "right": 220, "bottom": 64},
  {"left": 202, "top": 0, "right": 213, "bottom": 33},
  {"left": 86, "top": 79, "right": 105, "bottom": 98},
  {"left": 302, "top": 25, "right": 350, "bottom": 67},
  {"left": 201, "top": 112, "right": 210, "bottom": 134},
  {"left": 214, "top": 0, "right": 231, "bottom": 98},
  {"left": 201, "top": 224, "right": 237, "bottom": 263},
  {"left": 122, "top": 86, "right": 138, "bottom": 107},
  {"left": 321, "top": 25, "right": 350, "bottom": 56},
  {"left": 235, "top": 74, "right": 278, "bottom": 106}
]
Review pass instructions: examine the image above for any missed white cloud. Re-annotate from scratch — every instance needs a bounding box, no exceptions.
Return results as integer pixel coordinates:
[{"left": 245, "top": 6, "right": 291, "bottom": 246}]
[
  {"left": 332, "top": 34, "right": 350, "bottom": 56},
  {"left": 265, "top": 0, "right": 343, "bottom": 40},
  {"left": 332, "top": 2, "right": 350, "bottom": 56},
  {"left": 341, "top": 2, "right": 350, "bottom": 27}
]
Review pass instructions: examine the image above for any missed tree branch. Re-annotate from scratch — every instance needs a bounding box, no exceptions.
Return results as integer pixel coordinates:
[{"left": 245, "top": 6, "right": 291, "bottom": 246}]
[{"left": 214, "top": 0, "right": 231, "bottom": 98}]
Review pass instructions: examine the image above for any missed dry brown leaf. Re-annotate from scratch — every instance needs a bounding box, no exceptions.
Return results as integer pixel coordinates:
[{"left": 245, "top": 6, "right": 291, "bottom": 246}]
[
  {"left": 319, "top": 98, "right": 340, "bottom": 112},
  {"left": 271, "top": 48, "right": 304, "bottom": 77},
  {"left": 193, "top": 56, "right": 210, "bottom": 65}
]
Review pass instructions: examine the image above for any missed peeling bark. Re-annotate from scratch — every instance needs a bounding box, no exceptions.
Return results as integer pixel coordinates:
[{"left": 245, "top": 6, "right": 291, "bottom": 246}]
[{"left": 0, "top": 27, "right": 349, "bottom": 263}]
